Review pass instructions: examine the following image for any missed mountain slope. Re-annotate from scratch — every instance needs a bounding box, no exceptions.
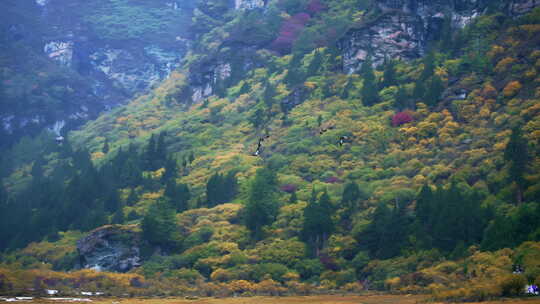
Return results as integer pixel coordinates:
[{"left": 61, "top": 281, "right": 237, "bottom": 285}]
[{"left": 0, "top": 0, "right": 540, "bottom": 299}]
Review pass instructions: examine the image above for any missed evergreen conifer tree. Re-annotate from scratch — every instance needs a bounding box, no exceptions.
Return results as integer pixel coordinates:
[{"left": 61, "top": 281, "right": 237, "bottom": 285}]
[
  {"left": 239, "top": 81, "right": 250, "bottom": 95},
  {"left": 289, "top": 191, "right": 298, "bottom": 204},
  {"left": 381, "top": 59, "right": 397, "bottom": 88},
  {"left": 394, "top": 86, "right": 409, "bottom": 110},
  {"left": 144, "top": 134, "right": 157, "bottom": 170},
  {"left": 103, "top": 139, "right": 110, "bottom": 154},
  {"left": 341, "top": 79, "right": 355, "bottom": 100},
  {"left": 285, "top": 54, "right": 305, "bottom": 87},
  {"left": 263, "top": 84, "right": 276, "bottom": 107},
  {"left": 245, "top": 168, "right": 278, "bottom": 240},
  {"left": 424, "top": 75, "right": 445, "bottom": 106},
  {"left": 307, "top": 50, "right": 323, "bottom": 76},
  {"left": 141, "top": 199, "right": 180, "bottom": 250},
  {"left": 504, "top": 127, "right": 528, "bottom": 204},
  {"left": 360, "top": 57, "right": 379, "bottom": 106},
  {"left": 302, "top": 190, "right": 334, "bottom": 255}
]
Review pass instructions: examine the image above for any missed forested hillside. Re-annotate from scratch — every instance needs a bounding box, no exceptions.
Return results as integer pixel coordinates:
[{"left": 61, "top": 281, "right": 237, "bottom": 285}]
[{"left": 0, "top": 0, "right": 540, "bottom": 300}]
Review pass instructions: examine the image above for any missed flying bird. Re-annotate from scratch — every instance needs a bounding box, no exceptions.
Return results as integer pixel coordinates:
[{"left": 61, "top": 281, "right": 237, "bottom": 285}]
[
  {"left": 319, "top": 126, "right": 335, "bottom": 135},
  {"left": 338, "top": 136, "right": 350, "bottom": 146},
  {"left": 251, "top": 136, "right": 269, "bottom": 156}
]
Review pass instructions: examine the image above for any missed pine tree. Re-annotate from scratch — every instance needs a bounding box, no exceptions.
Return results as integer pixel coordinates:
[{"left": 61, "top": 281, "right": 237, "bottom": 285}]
[
  {"left": 394, "top": 86, "right": 409, "bottom": 110},
  {"left": 245, "top": 168, "right": 279, "bottom": 240},
  {"left": 175, "top": 183, "right": 191, "bottom": 212},
  {"left": 424, "top": 75, "right": 445, "bottom": 106},
  {"left": 439, "top": 16, "right": 453, "bottom": 51},
  {"left": 223, "top": 171, "right": 238, "bottom": 202},
  {"left": 263, "top": 84, "right": 276, "bottom": 107},
  {"left": 341, "top": 79, "right": 355, "bottom": 100},
  {"left": 126, "top": 189, "right": 138, "bottom": 206},
  {"left": 249, "top": 108, "right": 265, "bottom": 128},
  {"left": 161, "top": 157, "right": 178, "bottom": 182},
  {"left": 155, "top": 131, "right": 167, "bottom": 168},
  {"left": 102, "top": 139, "right": 110, "bottom": 154},
  {"left": 289, "top": 191, "right": 298, "bottom": 204},
  {"left": 360, "top": 203, "right": 392, "bottom": 258},
  {"left": 164, "top": 179, "right": 177, "bottom": 201},
  {"left": 285, "top": 54, "right": 305, "bottom": 87},
  {"left": 206, "top": 173, "right": 223, "bottom": 207},
  {"left": 360, "top": 57, "right": 379, "bottom": 106},
  {"left": 307, "top": 50, "right": 323, "bottom": 76},
  {"left": 381, "top": 59, "right": 397, "bottom": 88},
  {"left": 504, "top": 127, "right": 528, "bottom": 204},
  {"left": 415, "top": 184, "right": 433, "bottom": 229},
  {"left": 112, "top": 208, "right": 125, "bottom": 224},
  {"left": 412, "top": 80, "right": 425, "bottom": 102},
  {"left": 141, "top": 198, "right": 180, "bottom": 250},
  {"left": 239, "top": 81, "right": 250, "bottom": 95},
  {"left": 144, "top": 134, "right": 157, "bottom": 170},
  {"left": 420, "top": 52, "right": 435, "bottom": 81},
  {"left": 302, "top": 190, "right": 334, "bottom": 255}
]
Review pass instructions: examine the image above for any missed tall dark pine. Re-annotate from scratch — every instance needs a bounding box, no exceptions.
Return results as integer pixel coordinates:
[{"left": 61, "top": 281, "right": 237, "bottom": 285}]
[
  {"left": 340, "top": 182, "right": 366, "bottom": 229},
  {"left": 141, "top": 199, "right": 180, "bottom": 250},
  {"left": 155, "top": 131, "right": 167, "bottom": 169},
  {"left": 161, "top": 157, "right": 178, "bottom": 182},
  {"left": 263, "top": 84, "right": 276, "bottom": 107},
  {"left": 245, "top": 168, "right": 279, "bottom": 240},
  {"left": 394, "top": 86, "right": 409, "bottom": 110},
  {"left": 302, "top": 190, "right": 334, "bottom": 255},
  {"left": 206, "top": 173, "right": 223, "bottom": 207},
  {"left": 504, "top": 127, "right": 528, "bottom": 204},
  {"left": 341, "top": 80, "right": 355, "bottom": 100},
  {"left": 360, "top": 57, "right": 379, "bottom": 106},
  {"left": 359, "top": 203, "right": 391, "bottom": 258},
  {"left": 165, "top": 179, "right": 191, "bottom": 212},
  {"left": 424, "top": 75, "right": 444, "bottom": 106},
  {"left": 103, "top": 139, "right": 110, "bottom": 154},
  {"left": 144, "top": 134, "right": 157, "bottom": 171},
  {"left": 307, "top": 50, "right": 323, "bottom": 77},
  {"left": 420, "top": 52, "right": 435, "bottom": 81},
  {"left": 284, "top": 54, "right": 305, "bottom": 87},
  {"left": 381, "top": 59, "right": 397, "bottom": 88}
]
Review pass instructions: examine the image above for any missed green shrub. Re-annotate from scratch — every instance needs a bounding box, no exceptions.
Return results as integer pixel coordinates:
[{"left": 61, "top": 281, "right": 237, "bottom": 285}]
[{"left": 499, "top": 274, "right": 526, "bottom": 296}]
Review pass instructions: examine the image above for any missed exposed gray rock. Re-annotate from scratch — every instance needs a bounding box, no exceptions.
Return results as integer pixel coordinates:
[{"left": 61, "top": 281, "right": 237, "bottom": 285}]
[
  {"left": 340, "top": 0, "right": 540, "bottom": 73},
  {"left": 77, "top": 225, "right": 142, "bottom": 273},
  {"left": 235, "top": 0, "right": 266, "bottom": 10},
  {"left": 44, "top": 41, "right": 74, "bottom": 67}
]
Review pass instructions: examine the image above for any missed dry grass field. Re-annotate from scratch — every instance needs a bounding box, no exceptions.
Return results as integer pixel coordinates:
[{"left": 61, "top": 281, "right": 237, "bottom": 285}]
[
  {"left": 85, "top": 295, "right": 540, "bottom": 304},
  {"left": 19, "top": 295, "right": 540, "bottom": 304}
]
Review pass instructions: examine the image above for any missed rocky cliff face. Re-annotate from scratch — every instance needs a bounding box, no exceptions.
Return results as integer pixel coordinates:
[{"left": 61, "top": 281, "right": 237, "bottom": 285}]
[
  {"left": 37, "top": 1, "right": 190, "bottom": 107},
  {"left": 77, "top": 225, "right": 143, "bottom": 273},
  {"left": 0, "top": 0, "right": 193, "bottom": 144},
  {"left": 340, "top": 0, "right": 540, "bottom": 73}
]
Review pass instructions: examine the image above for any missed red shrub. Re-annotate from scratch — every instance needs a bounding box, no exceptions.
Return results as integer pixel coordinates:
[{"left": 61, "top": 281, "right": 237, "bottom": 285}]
[
  {"left": 392, "top": 111, "right": 414, "bottom": 127},
  {"left": 271, "top": 13, "right": 311, "bottom": 53},
  {"left": 307, "top": 0, "right": 326, "bottom": 14},
  {"left": 280, "top": 184, "right": 298, "bottom": 193},
  {"left": 324, "top": 176, "right": 341, "bottom": 184}
]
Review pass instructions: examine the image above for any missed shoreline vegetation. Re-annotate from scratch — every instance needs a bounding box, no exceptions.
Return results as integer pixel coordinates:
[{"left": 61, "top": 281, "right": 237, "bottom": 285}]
[{"left": 3, "top": 294, "right": 540, "bottom": 304}]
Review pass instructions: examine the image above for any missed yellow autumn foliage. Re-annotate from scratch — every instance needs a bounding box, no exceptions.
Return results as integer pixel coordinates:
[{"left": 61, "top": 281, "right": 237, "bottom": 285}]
[{"left": 503, "top": 81, "right": 522, "bottom": 97}]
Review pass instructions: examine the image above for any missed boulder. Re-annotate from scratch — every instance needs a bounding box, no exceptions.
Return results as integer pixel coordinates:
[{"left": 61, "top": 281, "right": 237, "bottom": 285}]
[{"left": 76, "top": 225, "right": 142, "bottom": 273}]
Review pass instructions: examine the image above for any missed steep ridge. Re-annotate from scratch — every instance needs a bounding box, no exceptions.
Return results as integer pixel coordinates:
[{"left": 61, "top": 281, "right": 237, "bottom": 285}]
[{"left": 0, "top": 0, "right": 539, "bottom": 299}]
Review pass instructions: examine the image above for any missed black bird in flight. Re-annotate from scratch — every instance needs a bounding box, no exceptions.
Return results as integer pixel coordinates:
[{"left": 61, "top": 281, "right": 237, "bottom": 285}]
[
  {"left": 252, "top": 135, "right": 270, "bottom": 156},
  {"left": 319, "top": 126, "right": 335, "bottom": 135},
  {"left": 338, "top": 136, "right": 350, "bottom": 146}
]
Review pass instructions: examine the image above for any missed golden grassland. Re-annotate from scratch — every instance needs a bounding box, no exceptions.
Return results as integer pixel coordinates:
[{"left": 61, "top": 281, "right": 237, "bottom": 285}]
[{"left": 25, "top": 295, "right": 540, "bottom": 304}]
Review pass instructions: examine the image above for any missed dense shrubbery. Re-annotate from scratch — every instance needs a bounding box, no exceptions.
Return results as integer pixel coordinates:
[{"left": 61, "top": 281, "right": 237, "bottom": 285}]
[{"left": 1, "top": 0, "right": 540, "bottom": 298}]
